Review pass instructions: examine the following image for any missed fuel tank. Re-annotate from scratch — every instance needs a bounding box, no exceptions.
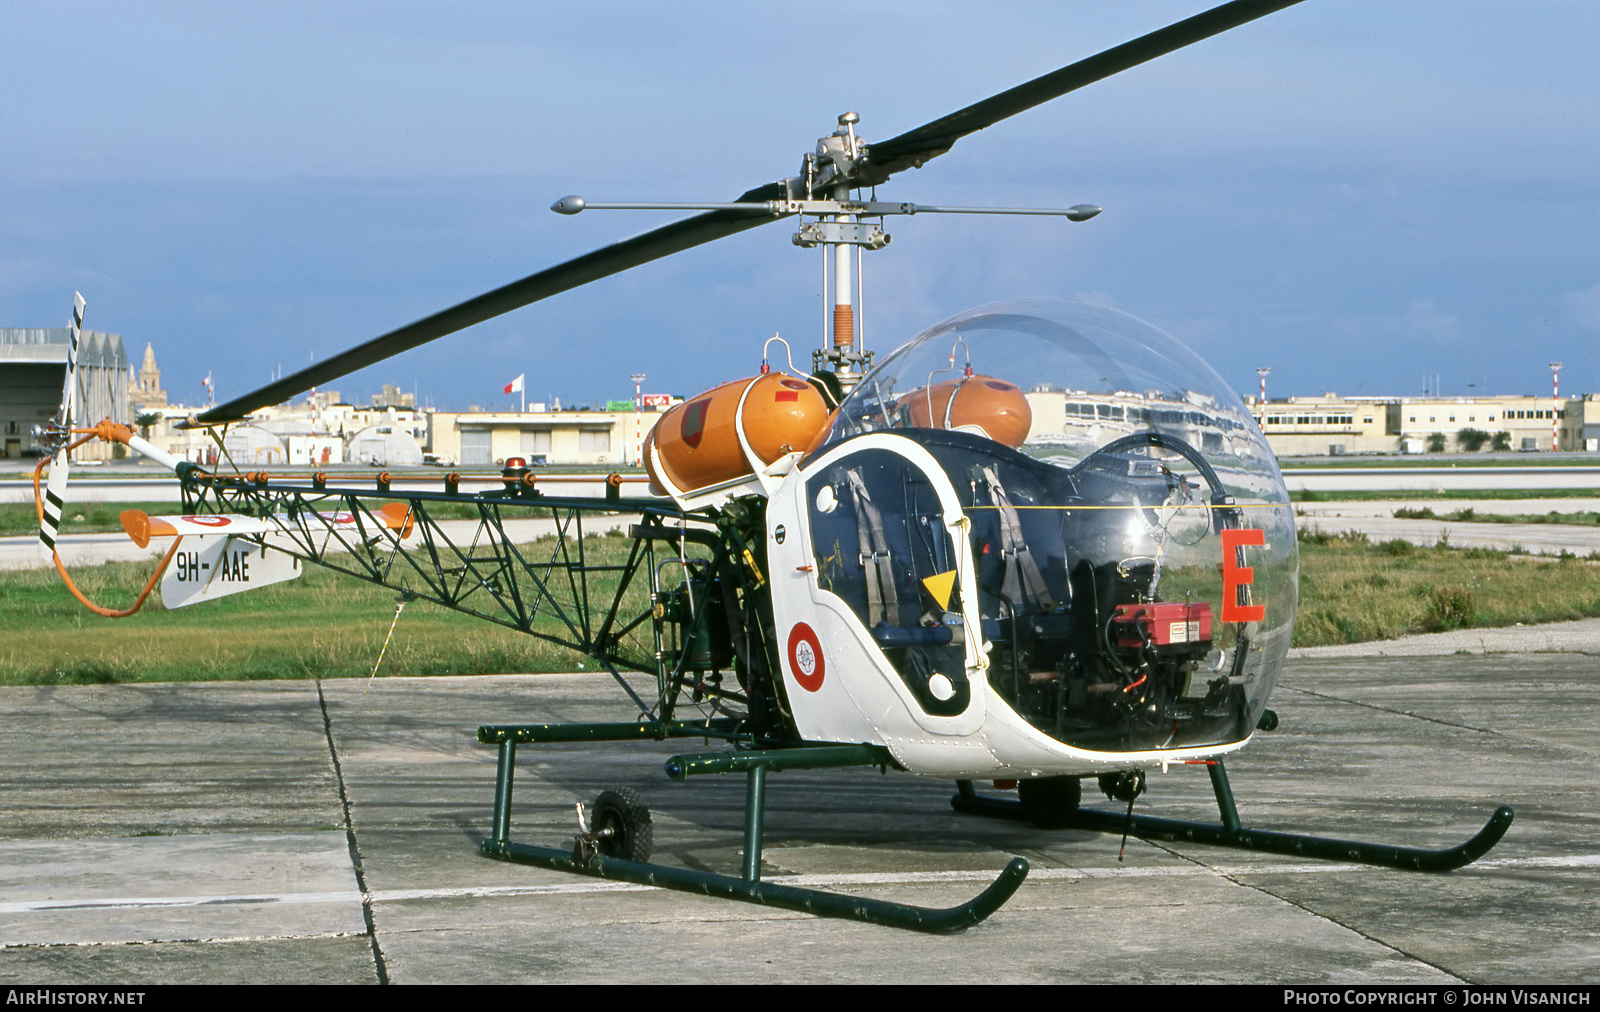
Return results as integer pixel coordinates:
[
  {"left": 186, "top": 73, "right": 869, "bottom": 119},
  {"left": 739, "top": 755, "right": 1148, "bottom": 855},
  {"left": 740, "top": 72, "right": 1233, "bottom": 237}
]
[
  {"left": 645, "top": 371, "right": 831, "bottom": 497},
  {"left": 894, "top": 374, "right": 1032, "bottom": 448}
]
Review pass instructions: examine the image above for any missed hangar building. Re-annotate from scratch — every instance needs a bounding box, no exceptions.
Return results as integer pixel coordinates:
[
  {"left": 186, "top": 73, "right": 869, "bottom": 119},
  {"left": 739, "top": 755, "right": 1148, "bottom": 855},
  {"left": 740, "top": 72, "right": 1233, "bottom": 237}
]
[{"left": 0, "top": 327, "right": 129, "bottom": 460}]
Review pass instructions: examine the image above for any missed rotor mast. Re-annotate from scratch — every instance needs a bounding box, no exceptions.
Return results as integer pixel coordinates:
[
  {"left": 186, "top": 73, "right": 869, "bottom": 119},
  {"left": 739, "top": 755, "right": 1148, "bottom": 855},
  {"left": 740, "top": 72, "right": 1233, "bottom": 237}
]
[{"left": 805, "top": 112, "right": 878, "bottom": 392}]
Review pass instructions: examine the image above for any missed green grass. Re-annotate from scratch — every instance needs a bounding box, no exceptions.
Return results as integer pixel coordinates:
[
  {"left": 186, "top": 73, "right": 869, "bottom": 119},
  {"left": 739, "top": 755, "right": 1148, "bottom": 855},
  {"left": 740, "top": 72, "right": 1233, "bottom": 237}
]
[
  {"left": 1293, "top": 530, "right": 1600, "bottom": 647},
  {"left": 1393, "top": 505, "right": 1600, "bottom": 526},
  {"left": 1279, "top": 455, "right": 1600, "bottom": 470},
  {"left": 0, "top": 501, "right": 181, "bottom": 538},
  {"left": 7, "top": 524, "right": 1600, "bottom": 682},
  {"left": 0, "top": 535, "right": 642, "bottom": 685},
  {"left": 1292, "top": 487, "right": 1600, "bottom": 503}
]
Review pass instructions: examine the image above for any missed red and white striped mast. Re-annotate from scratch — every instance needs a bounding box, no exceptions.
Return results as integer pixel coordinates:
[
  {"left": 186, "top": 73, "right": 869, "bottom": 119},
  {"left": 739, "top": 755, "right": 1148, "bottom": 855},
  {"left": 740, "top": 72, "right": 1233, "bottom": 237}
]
[{"left": 1551, "top": 362, "right": 1563, "bottom": 451}]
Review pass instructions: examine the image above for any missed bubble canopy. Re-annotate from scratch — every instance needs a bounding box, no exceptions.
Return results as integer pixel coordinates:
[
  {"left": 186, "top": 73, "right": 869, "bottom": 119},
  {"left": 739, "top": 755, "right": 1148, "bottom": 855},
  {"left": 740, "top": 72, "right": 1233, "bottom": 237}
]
[
  {"left": 808, "top": 299, "right": 1297, "bottom": 753},
  {"left": 826, "top": 298, "right": 1273, "bottom": 475}
]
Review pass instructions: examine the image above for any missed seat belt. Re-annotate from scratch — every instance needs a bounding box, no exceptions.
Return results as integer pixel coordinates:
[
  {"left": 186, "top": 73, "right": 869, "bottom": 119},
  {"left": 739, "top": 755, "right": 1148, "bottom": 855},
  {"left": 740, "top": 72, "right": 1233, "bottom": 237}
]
[
  {"left": 845, "top": 469, "right": 898, "bottom": 626},
  {"left": 980, "top": 464, "right": 1055, "bottom": 612}
]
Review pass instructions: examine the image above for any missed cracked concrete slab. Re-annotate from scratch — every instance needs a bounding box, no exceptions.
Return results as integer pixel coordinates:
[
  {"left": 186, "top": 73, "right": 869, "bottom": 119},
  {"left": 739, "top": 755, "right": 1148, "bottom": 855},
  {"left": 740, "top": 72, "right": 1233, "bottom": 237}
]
[{"left": 2, "top": 633, "right": 1597, "bottom": 983}]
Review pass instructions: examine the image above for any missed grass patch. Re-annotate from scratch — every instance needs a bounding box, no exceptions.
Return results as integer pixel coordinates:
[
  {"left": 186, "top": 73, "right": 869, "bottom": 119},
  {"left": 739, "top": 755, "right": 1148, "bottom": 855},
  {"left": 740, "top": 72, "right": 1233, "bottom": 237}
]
[
  {"left": 1389, "top": 504, "right": 1600, "bottom": 526},
  {"left": 11, "top": 525, "right": 1600, "bottom": 681},
  {"left": 1293, "top": 532, "right": 1600, "bottom": 647},
  {"left": 0, "top": 535, "right": 643, "bottom": 685},
  {"left": 0, "top": 501, "right": 182, "bottom": 539},
  {"left": 1292, "top": 487, "right": 1600, "bottom": 503},
  {"left": 1279, "top": 455, "right": 1600, "bottom": 470}
]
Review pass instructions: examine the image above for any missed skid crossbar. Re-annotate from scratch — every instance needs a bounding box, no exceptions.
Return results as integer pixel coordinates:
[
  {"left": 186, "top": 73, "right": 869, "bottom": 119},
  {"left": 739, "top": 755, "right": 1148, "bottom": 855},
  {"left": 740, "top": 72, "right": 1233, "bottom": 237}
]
[
  {"left": 479, "top": 725, "right": 1030, "bottom": 932},
  {"left": 952, "top": 760, "right": 1513, "bottom": 872}
]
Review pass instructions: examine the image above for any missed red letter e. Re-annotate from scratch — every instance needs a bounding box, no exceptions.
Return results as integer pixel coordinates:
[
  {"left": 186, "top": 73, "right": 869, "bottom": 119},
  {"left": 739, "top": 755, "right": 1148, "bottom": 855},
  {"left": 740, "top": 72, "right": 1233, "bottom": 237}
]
[{"left": 1221, "top": 527, "right": 1267, "bottom": 624}]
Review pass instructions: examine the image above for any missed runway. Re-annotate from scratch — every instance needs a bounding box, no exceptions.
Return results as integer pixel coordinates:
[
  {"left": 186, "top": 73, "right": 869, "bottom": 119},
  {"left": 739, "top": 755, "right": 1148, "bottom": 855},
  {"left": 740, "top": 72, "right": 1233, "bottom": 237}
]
[{"left": 2, "top": 626, "right": 1595, "bottom": 984}]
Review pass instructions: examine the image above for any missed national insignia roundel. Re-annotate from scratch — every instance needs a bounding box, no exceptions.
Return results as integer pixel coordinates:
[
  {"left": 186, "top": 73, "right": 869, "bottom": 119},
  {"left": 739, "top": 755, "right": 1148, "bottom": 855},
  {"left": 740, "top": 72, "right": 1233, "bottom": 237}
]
[{"left": 787, "top": 623, "right": 825, "bottom": 692}]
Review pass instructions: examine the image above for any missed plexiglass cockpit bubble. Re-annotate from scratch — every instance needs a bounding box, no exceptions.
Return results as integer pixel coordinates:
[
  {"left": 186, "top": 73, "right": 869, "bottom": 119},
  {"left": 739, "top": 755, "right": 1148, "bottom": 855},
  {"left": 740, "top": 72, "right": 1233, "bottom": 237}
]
[{"left": 811, "top": 298, "right": 1296, "bottom": 753}]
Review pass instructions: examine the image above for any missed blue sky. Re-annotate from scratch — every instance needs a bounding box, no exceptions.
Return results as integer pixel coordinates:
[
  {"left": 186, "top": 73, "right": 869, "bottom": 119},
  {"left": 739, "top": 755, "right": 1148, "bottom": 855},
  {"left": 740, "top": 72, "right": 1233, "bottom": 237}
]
[{"left": 4, "top": 1, "right": 1597, "bottom": 411}]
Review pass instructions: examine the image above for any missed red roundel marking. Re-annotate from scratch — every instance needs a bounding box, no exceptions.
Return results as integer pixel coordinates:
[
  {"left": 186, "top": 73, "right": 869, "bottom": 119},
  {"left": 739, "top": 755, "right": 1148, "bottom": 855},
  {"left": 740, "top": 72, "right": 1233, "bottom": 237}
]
[
  {"left": 179, "top": 515, "right": 230, "bottom": 526},
  {"left": 787, "top": 623, "right": 825, "bottom": 692}
]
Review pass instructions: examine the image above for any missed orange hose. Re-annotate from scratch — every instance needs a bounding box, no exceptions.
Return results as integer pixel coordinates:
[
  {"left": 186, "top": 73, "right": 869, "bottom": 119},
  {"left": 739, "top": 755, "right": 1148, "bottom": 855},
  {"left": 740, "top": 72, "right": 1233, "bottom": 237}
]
[
  {"left": 52, "top": 536, "right": 184, "bottom": 618},
  {"left": 33, "top": 426, "right": 182, "bottom": 618}
]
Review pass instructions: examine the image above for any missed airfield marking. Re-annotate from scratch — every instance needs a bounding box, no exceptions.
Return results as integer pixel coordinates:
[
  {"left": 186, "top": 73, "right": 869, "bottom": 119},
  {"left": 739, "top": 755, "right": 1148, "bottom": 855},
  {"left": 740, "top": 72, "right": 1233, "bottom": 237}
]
[
  {"left": 5, "top": 853, "right": 1592, "bottom": 918},
  {"left": 0, "top": 890, "right": 364, "bottom": 916}
]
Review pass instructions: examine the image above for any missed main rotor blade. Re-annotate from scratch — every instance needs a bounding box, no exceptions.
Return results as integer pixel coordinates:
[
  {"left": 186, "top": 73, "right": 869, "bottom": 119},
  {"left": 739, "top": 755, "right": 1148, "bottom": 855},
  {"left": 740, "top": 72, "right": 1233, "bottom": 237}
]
[
  {"left": 195, "top": 1, "right": 1306, "bottom": 423},
  {"left": 858, "top": 0, "right": 1306, "bottom": 185},
  {"left": 195, "top": 182, "right": 791, "bottom": 424}
]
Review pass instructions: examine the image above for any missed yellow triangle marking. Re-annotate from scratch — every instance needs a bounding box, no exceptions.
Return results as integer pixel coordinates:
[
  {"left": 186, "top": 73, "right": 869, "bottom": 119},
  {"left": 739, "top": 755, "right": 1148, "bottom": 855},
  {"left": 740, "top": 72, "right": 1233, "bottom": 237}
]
[{"left": 922, "top": 570, "right": 956, "bottom": 611}]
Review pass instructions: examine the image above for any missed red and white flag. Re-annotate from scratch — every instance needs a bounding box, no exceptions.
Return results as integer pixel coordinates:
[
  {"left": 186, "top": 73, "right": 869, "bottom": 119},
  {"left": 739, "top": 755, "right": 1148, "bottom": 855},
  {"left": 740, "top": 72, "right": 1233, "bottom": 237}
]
[{"left": 504, "top": 373, "right": 525, "bottom": 394}]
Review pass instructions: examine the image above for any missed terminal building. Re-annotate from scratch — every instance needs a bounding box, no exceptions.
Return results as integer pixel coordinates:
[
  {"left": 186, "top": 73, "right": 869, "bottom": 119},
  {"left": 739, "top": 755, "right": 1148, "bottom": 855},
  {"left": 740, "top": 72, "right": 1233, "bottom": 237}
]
[
  {"left": 427, "top": 408, "right": 666, "bottom": 468},
  {"left": 1246, "top": 393, "right": 1595, "bottom": 456}
]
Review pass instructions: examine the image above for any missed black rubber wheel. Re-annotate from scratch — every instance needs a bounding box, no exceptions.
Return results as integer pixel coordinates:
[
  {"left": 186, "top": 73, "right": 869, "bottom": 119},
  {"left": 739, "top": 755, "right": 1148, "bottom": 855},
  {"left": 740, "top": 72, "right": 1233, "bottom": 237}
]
[
  {"left": 1017, "top": 776, "right": 1082, "bottom": 829},
  {"left": 591, "top": 788, "right": 653, "bottom": 862}
]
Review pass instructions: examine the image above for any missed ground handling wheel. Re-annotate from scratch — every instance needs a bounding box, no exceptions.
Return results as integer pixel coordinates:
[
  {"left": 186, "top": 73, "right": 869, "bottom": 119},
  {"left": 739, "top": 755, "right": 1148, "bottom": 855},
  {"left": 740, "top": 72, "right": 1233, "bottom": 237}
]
[
  {"left": 591, "top": 788, "right": 653, "bottom": 862},
  {"left": 1017, "top": 776, "right": 1082, "bottom": 829}
]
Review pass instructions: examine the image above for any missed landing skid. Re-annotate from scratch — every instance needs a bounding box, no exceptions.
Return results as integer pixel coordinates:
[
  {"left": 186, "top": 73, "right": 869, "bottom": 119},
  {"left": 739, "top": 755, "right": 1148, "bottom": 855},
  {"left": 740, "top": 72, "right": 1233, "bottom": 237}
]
[
  {"left": 952, "top": 760, "right": 1514, "bottom": 872},
  {"left": 478, "top": 723, "right": 1029, "bottom": 933}
]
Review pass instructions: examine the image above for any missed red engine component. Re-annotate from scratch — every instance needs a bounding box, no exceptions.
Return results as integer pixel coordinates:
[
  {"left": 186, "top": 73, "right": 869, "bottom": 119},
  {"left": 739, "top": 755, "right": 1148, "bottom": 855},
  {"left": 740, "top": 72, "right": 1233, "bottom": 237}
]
[{"left": 1111, "top": 602, "right": 1213, "bottom": 651}]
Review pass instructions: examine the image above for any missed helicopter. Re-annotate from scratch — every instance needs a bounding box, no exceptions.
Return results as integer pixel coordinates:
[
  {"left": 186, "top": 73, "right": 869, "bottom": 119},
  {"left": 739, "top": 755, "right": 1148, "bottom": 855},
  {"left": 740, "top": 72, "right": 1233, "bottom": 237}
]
[{"left": 31, "top": 0, "right": 1514, "bottom": 933}]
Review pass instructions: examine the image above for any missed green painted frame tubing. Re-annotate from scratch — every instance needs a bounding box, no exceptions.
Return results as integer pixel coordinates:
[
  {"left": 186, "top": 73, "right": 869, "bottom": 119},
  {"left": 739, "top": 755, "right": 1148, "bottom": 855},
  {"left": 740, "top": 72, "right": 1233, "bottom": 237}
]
[
  {"left": 480, "top": 838, "right": 1030, "bottom": 934},
  {"left": 1061, "top": 804, "right": 1514, "bottom": 871},
  {"left": 663, "top": 743, "right": 893, "bottom": 781},
  {"left": 477, "top": 719, "right": 740, "bottom": 744},
  {"left": 483, "top": 734, "right": 1028, "bottom": 930}
]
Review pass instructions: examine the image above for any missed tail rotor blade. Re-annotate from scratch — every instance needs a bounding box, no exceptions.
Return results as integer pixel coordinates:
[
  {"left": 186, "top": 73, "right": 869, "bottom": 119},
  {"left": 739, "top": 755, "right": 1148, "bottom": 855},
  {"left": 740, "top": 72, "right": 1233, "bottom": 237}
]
[
  {"left": 58, "top": 292, "right": 84, "bottom": 429},
  {"left": 38, "top": 453, "right": 69, "bottom": 561},
  {"left": 40, "top": 292, "right": 85, "bottom": 560}
]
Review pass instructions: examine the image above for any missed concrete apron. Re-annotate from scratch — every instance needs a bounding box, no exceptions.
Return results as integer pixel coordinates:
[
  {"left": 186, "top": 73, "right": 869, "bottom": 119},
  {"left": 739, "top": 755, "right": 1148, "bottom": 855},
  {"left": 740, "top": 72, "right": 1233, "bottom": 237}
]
[{"left": 2, "top": 622, "right": 1598, "bottom": 984}]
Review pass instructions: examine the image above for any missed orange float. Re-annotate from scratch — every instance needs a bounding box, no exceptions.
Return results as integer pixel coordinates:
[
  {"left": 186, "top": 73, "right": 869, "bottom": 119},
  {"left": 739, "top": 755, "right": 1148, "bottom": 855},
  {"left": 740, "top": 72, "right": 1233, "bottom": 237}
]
[
  {"left": 895, "top": 373, "right": 1032, "bottom": 448},
  {"left": 645, "top": 371, "right": 831, "bottom": 497}
]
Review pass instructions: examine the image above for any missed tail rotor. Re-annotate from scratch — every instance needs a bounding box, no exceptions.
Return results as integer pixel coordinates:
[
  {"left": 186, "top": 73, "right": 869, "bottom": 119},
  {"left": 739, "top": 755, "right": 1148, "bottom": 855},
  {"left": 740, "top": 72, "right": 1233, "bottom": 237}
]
[{"left": 36, "top": 292, "right": 84, "bottom": 560}]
